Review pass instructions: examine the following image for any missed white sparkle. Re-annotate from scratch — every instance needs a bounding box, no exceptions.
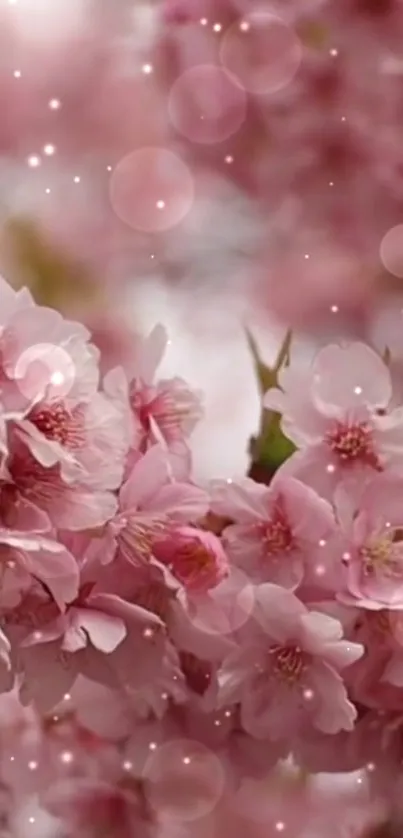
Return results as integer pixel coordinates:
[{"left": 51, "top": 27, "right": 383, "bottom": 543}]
[
  {"left": 303, "top": 688, "right": 314, "bottom": 700},
  {"left": 161, "top": 692, "right": 168, "bottom": 700},
  {"left": 330, "top": 49, "right": 338, "bottom": 56},
  {"left": 49, "top": 98, "right": 61, "bottom": 110},
  {"left": 50, "top": 370, "right": 65, "bottom": 386},
  {"left": 45, "top": 188, "right": 51, "bottom": 194},
  {"left": 386, "top": 522, "right": 391, "bottom": 529},
  {"left": 226, "top": 478, "right": 233, "bottom": 484},
  {"left": 315, "top": 564, "right": 326, "bottom": 576},
  {"left": 326, "top": 464, "right": 336, "bottom": 473},
  {"left": 354, "top": 386, "right": 363, "bottom": 395},
  {"left": 10, "top": 756, "right": 15, "bottom": 762},
  {"left": 27, "top": 155, "right": 41, "bottom": 168},
  {"left": 156, "top": 200, "right": 165, "bottom": 210},
  {"left": 225, "top": 155, "right": 234, "bottom": 164},
  {"left": 13, "top": 70, "right": 21, "bottom": 78},
  {"left": 107, "top": 165, "right": 112, "bottom": 171},
  {"left": 149, "top": 742, "right": 157, "bottom": 751},
  {"left": 142, "top": 63, "right": 153, "bottom": 74},
  {"left": 329, "top": 181, "right": 334, "bottom": 186},
  {"left": 275, "top": 823, "right": 285, "bottom": 832},
  {"left": 331, "top": 304, "right": 339, "bottom": 312},
  {"left": 143, "top": 627, "right": 154, "bottom": 638},
  {"left": 214, "top": 719, "right": 221, "bottom": 726},
  {"left": 200, "top": 17, "right": 208, "bottom": 25},
  {"left": 319, "top": 539, "right": 326, "bottom": 547},
  {"left": 213, "top": 22, "right": 222, "bottom": 31},
  {"left": 224, "top": 710, "right": 231, "bottom": 717},
  {"left": 342, "top": 552, "right": 351, "bottom": 561},
  {"left": 239, "top": 21, "right": 250, "bottom": 32},
  {"left": 183, "top": 756, "right": 191, "bottom": 765},
  {"left": 43, "top": 143, "right": 56, "bottom": 156},
  {"left": 29, "top": 818, "right": 35, "bottom": 825},
  {"left": 356, "top": 776, "right": 363, "bottom": 785},
  {"left": 60, "top": 751, "right": 73, "bottom": 764},
  {"left": 123, "top": 760, "right": 133, "bottom": 771},
  {"left": 367, "top": 762, "right": 375, "bottom": 772},
  {"left": 304, "top": 254, "right": 310, "bottom": 259},
  {"left": 33, "top": 631, "right": 42, "bottom": 641},
  {"left": 28, "top": 761, "right": 38, "bottom": 771},
  {"left": 73, "top": 176, "right": 81, "bottom": 183},
  {"left": 341, "top": 116, "right": 346, "bottom": 121},
  {"left": 63, "top": 693, "right": 71, "bottom": 701}
]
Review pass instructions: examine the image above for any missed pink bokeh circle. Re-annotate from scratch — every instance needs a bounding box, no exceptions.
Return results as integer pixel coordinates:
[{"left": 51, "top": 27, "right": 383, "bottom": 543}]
[
  {"left": 143, "top": 738, "right": 226, "bottom": 821},
  {"left": 220, "top": 12, "right": 302, "bottom": 96},
  {"left": 13, "top": 343, "right": 76, "bottom": 402},
  {"left": 168, "top": 64, "right": 247, "bottom": 144},
  {"left": 109, "top": 147, "right": 194, "bottom": 233},
  {"left": 380, "top": 224, "right": 403, "bottom": 279}
]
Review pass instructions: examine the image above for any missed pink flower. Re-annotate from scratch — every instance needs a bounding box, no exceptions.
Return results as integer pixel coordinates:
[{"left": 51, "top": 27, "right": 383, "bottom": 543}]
[
  {"left": 3, "top": 432, "right": 117, "bottom": 530},
  {"left": 153, "top": 525, "right": 229, "bottom": 593},
  {"left": 108, "top": 444, "right": 209, "bottom": 567},
  {"left": 210, "top": 474, "right": 335, "bottom": 589},
  {"left": 0, "top": 529, "right": 79, "bottom": 611},
  {"left": 217, "top": 584, "right": 363, "bottom": 740},
  {"left": 16, "top": 381, "right": 130, "bottom": 490},
  {"left": 128, "top": 325, "right": 203, "bottom": 456},
  {"left": 265, "top": 342, "right": 403, "bottom": 498},
  {"left": 332, "top": 475, "right": 403, "bottom": 610},
  {"left": 17, "top": 580, "right": 164, "bottom": 711},
  {"left": 0, "top": 297, "right": 96, "bottom": 411}
]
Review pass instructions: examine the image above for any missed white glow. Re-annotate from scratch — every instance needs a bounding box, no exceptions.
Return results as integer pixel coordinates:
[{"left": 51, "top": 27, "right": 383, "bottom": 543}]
[
  {"left": 27, "top": 155, "right": 41, "bottom": 168},
  {"left": 50, "top": 370, "right": 65, "bottom": 386},
  {"left": 142, "top": 63, "right": 153, "bottom": 74},
  {"left": 60, "top": 751, "right": 73, "bottom": 764},
  {"left": 73, "top": 176, "right": 81, "bottom": 183},
  {"left": 49, "top": 98, "right": 61, "bottom": 110},
  {"left": 13, "top": 70, "right": 21, "bottom": 78},
  {"left": 28, "top": 761, "right": 38, "bottom": 771},
  {"left": 43, "top": 143, "right": 56, "bottom": 156},
  {"left": 213, "top": 22, "right": 222, "bottom": 31}
]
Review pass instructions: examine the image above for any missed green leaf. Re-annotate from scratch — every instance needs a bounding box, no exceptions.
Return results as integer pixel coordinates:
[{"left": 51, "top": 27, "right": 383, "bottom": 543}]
[{"left": 246, "top": 329, "right": 295, "bottom": 481}]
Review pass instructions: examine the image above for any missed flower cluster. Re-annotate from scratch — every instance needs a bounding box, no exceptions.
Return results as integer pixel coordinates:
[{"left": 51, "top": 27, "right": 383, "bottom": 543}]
[{"left": 1, "top": 276, "right": 403, "bottom": 834}]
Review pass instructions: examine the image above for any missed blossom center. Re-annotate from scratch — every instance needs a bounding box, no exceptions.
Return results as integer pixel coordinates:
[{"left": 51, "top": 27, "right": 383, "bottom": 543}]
[
  {"left": 361, "top": 537, "right": 403, "bottom": 577},
  {"left": 326, "top": 421, "right": 381, "bottom": 469},
  {"left": 118, "top": 515, "right": 167, "bottom": 564},
  {"left": 29, "top": 401, "right": 86, "bottom": 449},
  {"left": 259, "top": 513, "right": 294, "bottom": 556},
  {"left": 269, "top": 644, "right": 307, "bottom": 684}
]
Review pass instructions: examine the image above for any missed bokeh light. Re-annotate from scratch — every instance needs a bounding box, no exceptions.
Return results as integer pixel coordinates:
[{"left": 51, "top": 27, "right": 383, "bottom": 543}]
[{"left": 109, "top": 147, "right": 194, "bottom": 232}]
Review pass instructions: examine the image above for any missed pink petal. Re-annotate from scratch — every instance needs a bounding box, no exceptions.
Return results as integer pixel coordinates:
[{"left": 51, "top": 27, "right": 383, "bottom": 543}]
[
  {"left": 308, "top": 662, "right": 357, "bottom": 734},
  {"left": 210, "top": 479, "right": 267, "bottom": 523},
  {"left": 253, "top": 584, "right": 306, "bottom": 642},
  {"left": 119, "top": 445, "right": 171, "bottom": 511},
  {"left": 148, "top": 482, "right": 208, "bottom": 521},
  {"left": 311, "top": 342, "right": 392, "bottom": 411},
  {"left": 76, "top": 609, "right": 126, "bottom": 653}
]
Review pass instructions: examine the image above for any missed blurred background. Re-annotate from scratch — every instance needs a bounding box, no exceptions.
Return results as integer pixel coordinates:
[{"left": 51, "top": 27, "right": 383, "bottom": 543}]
[{"left": 2, "top": 0, "right": 403, "bottom": 481}]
